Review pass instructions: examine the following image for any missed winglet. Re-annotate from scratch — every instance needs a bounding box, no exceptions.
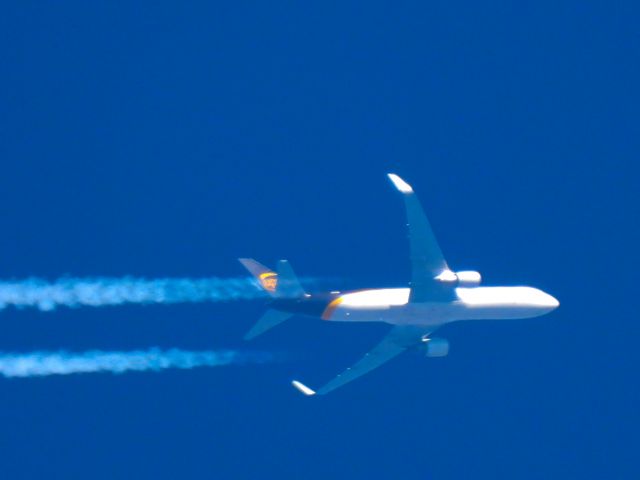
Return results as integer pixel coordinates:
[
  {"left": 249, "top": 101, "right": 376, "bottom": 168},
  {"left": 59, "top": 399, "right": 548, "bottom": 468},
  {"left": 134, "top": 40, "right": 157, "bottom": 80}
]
[
  {"left": 387, "top": 173, "right": 413, "bottom": 194},
  {"left": 291, "top": 380, "right": 316, "bottom": 396}
]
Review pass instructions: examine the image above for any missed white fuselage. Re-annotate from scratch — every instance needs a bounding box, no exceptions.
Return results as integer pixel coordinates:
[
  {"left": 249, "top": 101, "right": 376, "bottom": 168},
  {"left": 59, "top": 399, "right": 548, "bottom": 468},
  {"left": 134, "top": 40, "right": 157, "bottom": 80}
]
[{"left": 324, "top": 286, "right": 559, "bottom": 326}]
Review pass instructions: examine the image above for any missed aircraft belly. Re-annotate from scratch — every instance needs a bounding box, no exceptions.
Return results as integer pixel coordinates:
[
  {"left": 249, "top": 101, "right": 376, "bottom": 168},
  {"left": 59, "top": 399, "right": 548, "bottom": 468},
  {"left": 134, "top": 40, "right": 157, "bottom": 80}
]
[
  {"left": 454, "top": 302, "right": 552, "bottom": 320},
  {"left": 329, "top": 303, "right": 451, "bottom": 326},
  {"left": 457, "top": 305, "right": 549, "bottom": 320}
]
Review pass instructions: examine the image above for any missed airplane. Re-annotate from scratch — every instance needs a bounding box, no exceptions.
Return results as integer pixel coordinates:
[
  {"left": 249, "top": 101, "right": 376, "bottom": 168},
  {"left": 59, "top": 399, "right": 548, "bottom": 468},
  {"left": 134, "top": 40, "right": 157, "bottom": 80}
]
[{"left": 239, "top": 173, "right": 559, "bottom": 396}]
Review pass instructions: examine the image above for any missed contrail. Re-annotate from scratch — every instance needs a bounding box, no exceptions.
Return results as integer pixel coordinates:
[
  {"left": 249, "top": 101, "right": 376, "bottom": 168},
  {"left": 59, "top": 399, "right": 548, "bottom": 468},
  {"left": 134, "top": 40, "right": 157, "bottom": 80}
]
[
  {"left": 0, "top": 277, "right": 266, "bottom": 311},
  {"left": 0, "top": 348, "right": 272, "bottom": 378}
]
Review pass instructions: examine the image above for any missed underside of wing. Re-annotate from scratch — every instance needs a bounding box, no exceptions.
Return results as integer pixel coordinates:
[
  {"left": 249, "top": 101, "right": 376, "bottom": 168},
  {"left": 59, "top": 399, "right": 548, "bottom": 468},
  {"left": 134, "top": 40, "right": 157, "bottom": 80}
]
[
  {"left": 387, "top": 174, "right": 452, "bottom": 302},
  {"left": 292, "top": 325, "right": 433, "bottom": 396}
]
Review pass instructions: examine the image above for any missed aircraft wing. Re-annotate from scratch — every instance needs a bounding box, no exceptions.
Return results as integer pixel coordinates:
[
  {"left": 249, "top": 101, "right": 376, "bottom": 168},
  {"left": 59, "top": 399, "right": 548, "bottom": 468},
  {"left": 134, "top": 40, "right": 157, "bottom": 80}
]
[
  {"left": 292, "top": 325, "right": 433, "bottom": 396},
  {"left": 387, "top": 174, "right": 451, "bottom": 302}
]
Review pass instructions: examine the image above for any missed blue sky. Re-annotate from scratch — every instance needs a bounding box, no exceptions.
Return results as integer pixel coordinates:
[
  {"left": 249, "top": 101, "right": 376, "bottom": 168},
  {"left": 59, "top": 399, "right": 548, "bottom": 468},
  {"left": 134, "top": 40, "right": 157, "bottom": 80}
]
[{"left": 0, "top": 2, "right": 638, "bottom": 479}]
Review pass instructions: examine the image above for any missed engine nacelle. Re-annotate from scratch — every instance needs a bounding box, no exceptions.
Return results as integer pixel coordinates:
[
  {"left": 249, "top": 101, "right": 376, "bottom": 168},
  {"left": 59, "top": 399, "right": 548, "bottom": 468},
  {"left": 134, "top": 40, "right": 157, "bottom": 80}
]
[
  {"left": 421, "top": 337, "right": 450, "bottom": 357},
  {"left": 455, "top": 270, "right": 481, "bottom": 287},
  {"left": 435, "top": 270, "right": 482, "bottom": 287}
]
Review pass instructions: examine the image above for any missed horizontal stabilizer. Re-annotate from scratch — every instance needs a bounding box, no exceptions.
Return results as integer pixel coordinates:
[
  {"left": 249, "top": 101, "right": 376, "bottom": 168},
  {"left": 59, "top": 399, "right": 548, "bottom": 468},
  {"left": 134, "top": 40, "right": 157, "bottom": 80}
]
[
  {"left": 276, "top": 260, "right": 306, "bottom": 298},
  {"left": 244, "top": 309, "right": 293, "bottom": 340}
]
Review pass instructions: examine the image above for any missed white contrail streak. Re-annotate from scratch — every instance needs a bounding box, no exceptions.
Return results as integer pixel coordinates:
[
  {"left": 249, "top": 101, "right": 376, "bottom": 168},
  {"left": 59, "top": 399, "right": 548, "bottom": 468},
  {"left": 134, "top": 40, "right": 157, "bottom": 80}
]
[
  {"left": 0, "top": 348, "right": 272, "bottom": 378},
  {"left": 0, "top": 277, "right": 266, "bottom": 311}
]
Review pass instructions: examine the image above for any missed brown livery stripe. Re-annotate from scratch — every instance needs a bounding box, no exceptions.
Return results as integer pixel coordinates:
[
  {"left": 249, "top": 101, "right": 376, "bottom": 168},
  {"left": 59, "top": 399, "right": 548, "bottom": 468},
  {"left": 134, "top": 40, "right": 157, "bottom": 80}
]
[{"left": 321, "top": 296, "right": 343, "bottom": 320}]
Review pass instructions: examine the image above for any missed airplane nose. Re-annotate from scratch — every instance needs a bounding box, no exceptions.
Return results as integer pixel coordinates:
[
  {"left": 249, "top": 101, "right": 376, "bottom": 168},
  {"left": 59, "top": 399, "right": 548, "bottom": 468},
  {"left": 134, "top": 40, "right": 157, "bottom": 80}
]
[{"left": 543, "top": 293, "right": 560, "bottom": 310}]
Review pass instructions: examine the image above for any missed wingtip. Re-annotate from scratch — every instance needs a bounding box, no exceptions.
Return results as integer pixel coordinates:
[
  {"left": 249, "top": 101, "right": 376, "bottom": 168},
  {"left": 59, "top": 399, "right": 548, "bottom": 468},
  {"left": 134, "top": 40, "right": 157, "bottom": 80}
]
[
  {"left": 387, "top": 173, "right": 413, "bottom": 193},
  {"left": 291, "top": 380, "right": 316, "bottom": 396}
]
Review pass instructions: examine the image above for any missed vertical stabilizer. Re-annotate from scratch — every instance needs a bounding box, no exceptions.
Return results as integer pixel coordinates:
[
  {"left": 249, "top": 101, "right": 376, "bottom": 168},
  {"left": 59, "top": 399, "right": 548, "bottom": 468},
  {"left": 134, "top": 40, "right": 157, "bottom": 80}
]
[
  {"left": 238, "top": 258, "right": 279, "bottom": 297},
  {"left": 238, "top": 258, "right": 305, "bottom": 340},
  {"left": 238, "top": 258, "right": 305, "bottom": 299}
]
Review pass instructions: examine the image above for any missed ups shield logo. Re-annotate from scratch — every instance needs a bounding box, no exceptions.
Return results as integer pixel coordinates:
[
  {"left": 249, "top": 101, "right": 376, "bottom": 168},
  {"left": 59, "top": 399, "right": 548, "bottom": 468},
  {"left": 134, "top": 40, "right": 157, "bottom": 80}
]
[{"left": 259, "top": 272, "right": 278, "bottom": 292}]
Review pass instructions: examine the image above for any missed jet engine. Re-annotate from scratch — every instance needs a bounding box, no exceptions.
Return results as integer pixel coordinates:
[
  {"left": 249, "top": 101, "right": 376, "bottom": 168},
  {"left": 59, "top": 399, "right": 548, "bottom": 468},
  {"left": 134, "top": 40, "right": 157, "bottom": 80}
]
[
  {"left": 436, "top": 270, "right": 482, "bottom": 287},
  {"left": 455, "top": 271, "right": 481, "bottom": 287},
  {"left": 421, "top": 337, "right": 450, "bottom": 357}
]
